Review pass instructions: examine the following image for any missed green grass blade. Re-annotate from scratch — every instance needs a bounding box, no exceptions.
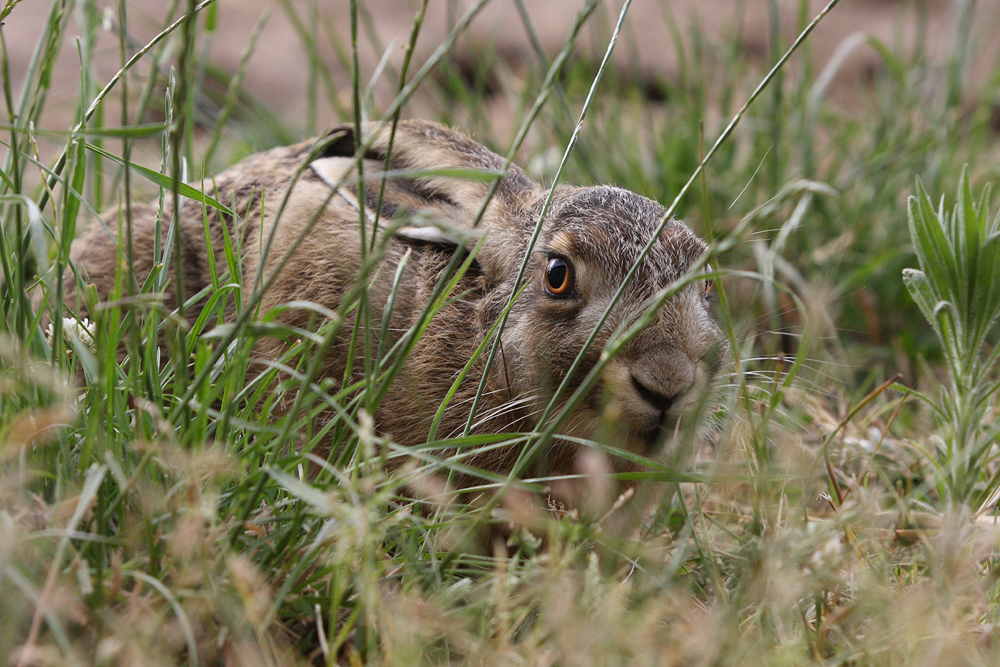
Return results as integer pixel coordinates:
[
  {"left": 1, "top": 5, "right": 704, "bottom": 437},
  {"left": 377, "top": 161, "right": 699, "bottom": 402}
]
[{"left": 83, "top": 141, "right": 234, "bottom": 216}]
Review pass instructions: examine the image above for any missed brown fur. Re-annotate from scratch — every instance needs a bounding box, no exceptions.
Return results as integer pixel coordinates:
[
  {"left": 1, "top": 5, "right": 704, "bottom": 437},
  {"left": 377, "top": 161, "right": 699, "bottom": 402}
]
[{"left": 61, "top": 120, "right": 728, "bottom": 535}]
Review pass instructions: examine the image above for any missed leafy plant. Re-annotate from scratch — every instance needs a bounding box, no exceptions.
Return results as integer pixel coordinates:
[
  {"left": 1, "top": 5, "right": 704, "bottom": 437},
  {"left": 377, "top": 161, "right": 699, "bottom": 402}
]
[{"left": 903, "top": 167, "right": 1000, "bottom": 511}]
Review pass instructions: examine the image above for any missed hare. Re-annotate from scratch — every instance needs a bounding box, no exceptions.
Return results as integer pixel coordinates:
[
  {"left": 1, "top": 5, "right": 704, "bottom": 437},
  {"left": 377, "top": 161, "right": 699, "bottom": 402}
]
[{"left": 63, "top": 120, "right": 728, "bottom": 534}]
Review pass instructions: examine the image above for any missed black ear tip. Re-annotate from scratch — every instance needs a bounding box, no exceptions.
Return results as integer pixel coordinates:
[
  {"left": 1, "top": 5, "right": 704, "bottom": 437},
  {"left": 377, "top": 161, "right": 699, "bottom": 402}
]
[
  {"left": 320, "top": 125, "right": 357, "bottom": 158},
  {"left": 320, "top": 124, "right": 390, "bottom": 162}
]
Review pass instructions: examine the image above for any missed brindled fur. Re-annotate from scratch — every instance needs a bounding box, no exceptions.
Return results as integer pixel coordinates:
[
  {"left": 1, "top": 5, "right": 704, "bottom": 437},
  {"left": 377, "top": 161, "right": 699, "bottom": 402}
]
[{"left": 62, "top": 120, "right": 729, "bottom": 537}]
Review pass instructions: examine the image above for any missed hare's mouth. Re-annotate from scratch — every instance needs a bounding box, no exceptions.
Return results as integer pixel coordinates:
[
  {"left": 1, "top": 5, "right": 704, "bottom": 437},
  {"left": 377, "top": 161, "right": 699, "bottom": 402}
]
[{"left": 633, "top": 412, "right": 681, "bottom": 454}]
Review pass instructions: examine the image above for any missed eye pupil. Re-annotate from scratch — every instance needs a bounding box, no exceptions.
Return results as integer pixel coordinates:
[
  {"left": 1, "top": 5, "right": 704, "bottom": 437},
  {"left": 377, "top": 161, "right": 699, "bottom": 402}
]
[{"left": 544, "top": 258, "right": 572, "bottom": 296}]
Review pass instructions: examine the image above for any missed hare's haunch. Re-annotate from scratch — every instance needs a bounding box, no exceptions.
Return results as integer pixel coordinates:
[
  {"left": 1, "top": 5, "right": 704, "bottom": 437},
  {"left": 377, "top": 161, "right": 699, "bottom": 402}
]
[{"left": 64, "top": 120, "right": 728, "bottom": 525}]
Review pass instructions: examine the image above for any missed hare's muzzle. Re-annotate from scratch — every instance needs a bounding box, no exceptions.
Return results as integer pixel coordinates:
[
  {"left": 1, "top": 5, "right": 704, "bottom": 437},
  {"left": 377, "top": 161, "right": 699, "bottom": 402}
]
[{"left": 598, "top": 343, "right": 705, "bottom": 452}]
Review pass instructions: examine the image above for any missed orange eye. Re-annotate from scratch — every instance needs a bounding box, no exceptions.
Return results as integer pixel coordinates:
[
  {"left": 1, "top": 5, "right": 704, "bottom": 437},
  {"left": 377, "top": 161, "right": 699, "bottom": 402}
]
[
  {"left": 543, "top": 257, "right": 573, "bottom": 296},
  {"left": 704, "top": 279, "right": 714, "bottom": 298}
]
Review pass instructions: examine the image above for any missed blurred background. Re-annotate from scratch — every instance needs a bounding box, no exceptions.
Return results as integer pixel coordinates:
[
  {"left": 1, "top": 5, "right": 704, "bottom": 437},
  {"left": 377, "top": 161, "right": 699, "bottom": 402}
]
[{"left": 7, "top": 0, "right": 998, "bottom": 146}]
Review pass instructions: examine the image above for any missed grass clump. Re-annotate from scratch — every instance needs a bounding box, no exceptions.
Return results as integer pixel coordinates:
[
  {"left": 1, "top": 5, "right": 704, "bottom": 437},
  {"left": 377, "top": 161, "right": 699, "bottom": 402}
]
[
  {"left": 4, "top": 0, "right": 1000, "bottom": 664},
  {"left": 904, "top": 168, "right": 1000, "bottom": 513}
]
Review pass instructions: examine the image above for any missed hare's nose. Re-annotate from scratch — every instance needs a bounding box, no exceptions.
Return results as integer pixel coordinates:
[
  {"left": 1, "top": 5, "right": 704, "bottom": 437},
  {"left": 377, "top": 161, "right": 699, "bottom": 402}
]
[
  {"left": 630, "top": 375, "right": 681, "bottom": 415},
  {"left": 628, "top": 347, "right": 695, "bottom": 416}
]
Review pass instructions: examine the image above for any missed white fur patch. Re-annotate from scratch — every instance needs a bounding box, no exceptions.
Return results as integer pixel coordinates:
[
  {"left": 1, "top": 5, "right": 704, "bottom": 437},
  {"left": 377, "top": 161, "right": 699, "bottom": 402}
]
[
  {"left": 393, "top": 225, "right": 460, "bottom": 245},
  {"left": 309, "top": 157, "right": 354, "bottom": 191}
]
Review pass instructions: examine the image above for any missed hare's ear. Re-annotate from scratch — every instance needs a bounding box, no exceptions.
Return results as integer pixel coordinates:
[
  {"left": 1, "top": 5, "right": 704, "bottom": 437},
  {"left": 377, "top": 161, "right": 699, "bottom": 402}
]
[
  {"left": 324, "top": 121, "right": 537, "bottom": 225},
  {"left": 311, "top": 120, "right": 539, "bottom": 281},
  {"left": 315, "top": 124, "right": 357, "bottom": 159},
  {"left": 309, "top": 125, "right": 483, "bottom": 248}
]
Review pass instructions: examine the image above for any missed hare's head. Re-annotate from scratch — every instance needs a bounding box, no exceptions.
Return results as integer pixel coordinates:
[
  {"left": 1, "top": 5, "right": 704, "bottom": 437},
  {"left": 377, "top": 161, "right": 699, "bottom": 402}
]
[
  {"left": 490, "top": 185, "right": 727, "bottom": 463},
  {"left": 312, "top": 120, "right": 727, "bottom": 465}
]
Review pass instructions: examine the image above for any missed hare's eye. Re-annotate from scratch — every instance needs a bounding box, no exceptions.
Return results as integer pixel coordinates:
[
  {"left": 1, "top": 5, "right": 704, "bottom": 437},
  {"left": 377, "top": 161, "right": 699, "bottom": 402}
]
[
  {"left": 704, "top": 279, "right": 714, "bottom": 299},
  {"left": 543, "top": 257, "right": 573, "bottom": 296}
]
